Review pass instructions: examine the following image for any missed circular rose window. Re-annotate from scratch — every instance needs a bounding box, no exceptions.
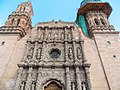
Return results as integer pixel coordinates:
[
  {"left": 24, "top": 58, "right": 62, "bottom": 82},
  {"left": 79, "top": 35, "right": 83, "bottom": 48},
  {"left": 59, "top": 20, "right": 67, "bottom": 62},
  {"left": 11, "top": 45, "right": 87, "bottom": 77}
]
[{"left": 50, "top": 49, "right": 61, "bottom": 59}]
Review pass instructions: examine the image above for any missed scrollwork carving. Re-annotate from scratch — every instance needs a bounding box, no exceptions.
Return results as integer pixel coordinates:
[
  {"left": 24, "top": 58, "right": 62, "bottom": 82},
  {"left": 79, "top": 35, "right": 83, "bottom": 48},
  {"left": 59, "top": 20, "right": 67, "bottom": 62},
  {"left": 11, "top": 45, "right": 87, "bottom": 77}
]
[
  {"left": 27, "top": 47, "right": 34, "bottom": 60},
  {"left": 60, "top": 32, "right": 64, "bottom": 40},
  {"left": 36, "top": 47, "right": 42, "bottom": 60},
  {"left": 81, "top": 82, "right": 86, "bottom": 90},
  {"left": 20, "top": 81, "right": 26, "bottom": 90},
  {"left": 54, "top": 33, "right": 58, "bottom": 40},
  {"left": 67, "top": 32, "right": 71, "bottom": 40},
  {"left": 77, "top": 47, "right": 82, "bottom": 60},
  {"left": 68, "top": 47, "right": 73, "bottom": 60},
  {"left": 47, "top": 32, "right": 52, "bottom": 40},
  {"left": 31, "top": 82, "right": 36, "bottom": 90}
]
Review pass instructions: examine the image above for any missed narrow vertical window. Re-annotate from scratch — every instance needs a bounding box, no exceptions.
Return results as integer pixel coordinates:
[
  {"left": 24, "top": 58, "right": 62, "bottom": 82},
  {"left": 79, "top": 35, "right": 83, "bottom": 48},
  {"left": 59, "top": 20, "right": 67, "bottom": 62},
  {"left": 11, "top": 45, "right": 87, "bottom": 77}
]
[
  {"left": 94, "top": 18, "right": 99, "bottom": 25},
  {"left": 20, "top": 81, "right": 26, "bottom": 90},
  {"left": 17, "top": 19, "right": 20, "bottom": 26},
  {"left": 23, "top": 7, "right": 26, "bottom": 11},
  {"left": 11, "top": 18, "right": 14, "bottom": 25},
  {"left": 100, "top": 18, "right": 106, "bottom": 25}
]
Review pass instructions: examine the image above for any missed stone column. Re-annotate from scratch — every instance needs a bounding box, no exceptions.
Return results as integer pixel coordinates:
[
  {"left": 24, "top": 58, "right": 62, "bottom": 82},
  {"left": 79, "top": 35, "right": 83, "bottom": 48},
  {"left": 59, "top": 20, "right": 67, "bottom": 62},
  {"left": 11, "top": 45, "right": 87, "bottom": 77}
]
[
  {"left": 14, "top": 66, "right": 23, "bottom": 90},
  {"left": 36, "top": 67, "right": 42, "bottom": 90},
  {"left": 65, "top": 67, "right": 71, "bottom": 90},
  {"left": 25, "top": 67, "right": 33, "bottom": 90},
  {"left": 21, "top": 41, "right": 30, "bottom": 63},
  {"left": 64, "top": 35, "right": 71, "bottom": 90},
  {"left": 84, "top": 64, "right": 91, "bottom": 90},
  {"left": 79, "top": 40, "right": 86, "bottom": 62},
  {"left": 32, "top": 42, "right": 38, "bottom": 63},
  {"left": 75, "top": 67, "right": 82, "bottom": 90}
]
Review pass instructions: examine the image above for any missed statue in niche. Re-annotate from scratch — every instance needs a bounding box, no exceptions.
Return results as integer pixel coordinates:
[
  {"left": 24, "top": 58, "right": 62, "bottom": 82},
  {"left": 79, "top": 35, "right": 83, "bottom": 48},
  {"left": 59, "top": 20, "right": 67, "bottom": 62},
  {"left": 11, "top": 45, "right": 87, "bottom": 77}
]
[
  {"left": 67, "top": 33, "right": 71, "bottom": 40},
  {"left": 31, "top": 82, "right": 36, "bottom": 90},
  {"left": 81, "top": 82, "right": 86, "bottom": 90},
  {"left": 71, "top": 82, "right": 75, "bottom": 90},
  {"left": 61, "top": 33, "right": 64, "bottom": 40},
  {"left": 54, "top": 33, "right": 58, "bottom": 40},
  {"left": 21, "top": 70, "right": 27, "bottom": 81},
  {"left": 20, "top": 81, "right": 26, "bottom": 90},
  {"left": 27, "top": 47, "right": 34, "bottom": 60},
  {"left": 77, "top": 47, "right": 82, "bottom": 59},
  {"left": 36, "top": 48, "right": 42, "bottom": 60},
  {"left": 40, "top": 32, "right": 44, "bottom": 40},
  {"left": 68, "top": 47, "right": 73, "bottom": 60},
  {"left": 48, "top": 32, "right": 52, "bottom": 40}
]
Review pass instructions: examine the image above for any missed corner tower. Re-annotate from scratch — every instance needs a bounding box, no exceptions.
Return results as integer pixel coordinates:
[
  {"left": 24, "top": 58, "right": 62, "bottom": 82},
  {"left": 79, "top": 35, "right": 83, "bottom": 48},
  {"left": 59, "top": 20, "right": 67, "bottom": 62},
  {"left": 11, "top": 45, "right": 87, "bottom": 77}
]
[
  {"left": 76, "top": 0, "right": 114, "bottom": 37},
  {"left": 3, "top": 1, "right": 33, "bottom": 37},
  {"left": 76, "top": 0, "right": 120, "bottom": 90},
  {"left": 0, "top": 2, "right": 34, "bottom": 90}
]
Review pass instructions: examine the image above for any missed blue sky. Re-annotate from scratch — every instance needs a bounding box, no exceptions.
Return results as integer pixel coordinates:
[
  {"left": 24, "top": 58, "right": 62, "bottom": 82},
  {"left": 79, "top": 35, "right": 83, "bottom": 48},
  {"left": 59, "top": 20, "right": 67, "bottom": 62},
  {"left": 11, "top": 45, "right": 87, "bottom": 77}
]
[{"left": 0, "top": 0, "right": 119, "bottom": 31}]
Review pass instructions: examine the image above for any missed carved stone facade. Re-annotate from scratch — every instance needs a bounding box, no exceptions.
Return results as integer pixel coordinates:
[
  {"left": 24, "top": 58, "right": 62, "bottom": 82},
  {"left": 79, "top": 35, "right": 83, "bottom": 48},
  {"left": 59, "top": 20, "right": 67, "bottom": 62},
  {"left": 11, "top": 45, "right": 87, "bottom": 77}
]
[
  {"left": 0, "top": 1, "right": 120, "bottom": 90},
  {"left": 13, "top": 21, "right": 91, "bottom": 90}
]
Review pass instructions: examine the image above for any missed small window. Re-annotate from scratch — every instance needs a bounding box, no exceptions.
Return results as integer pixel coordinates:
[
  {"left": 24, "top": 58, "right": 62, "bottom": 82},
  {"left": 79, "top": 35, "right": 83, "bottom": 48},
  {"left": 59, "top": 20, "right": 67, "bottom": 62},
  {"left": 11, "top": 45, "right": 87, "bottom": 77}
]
[
  {"left": 23, "top": 7, "right": 26, "bottom": 11},
  {"left": 11, "top": 18, "right": 14, "bottom": 25},
  {"left": 50, "top": 49, "right": 61, "bottom": 59},
  {"left": 94, "top": 18, "right": 99, "bottom": 25},
  {"left": 107, "top": 41, "right": 111, "bottom": 44},
  {"left": 100, "top": 18, "right": 106, "bottom": 25},
  {"left": 17, "top": 19, "right": 20, "bottom": 26},
  {"left": 113, "top": 55, "right": 116, "bottom": 58},
  {"left": 1, "top": 42, "right": 5, "bottom": 45}
]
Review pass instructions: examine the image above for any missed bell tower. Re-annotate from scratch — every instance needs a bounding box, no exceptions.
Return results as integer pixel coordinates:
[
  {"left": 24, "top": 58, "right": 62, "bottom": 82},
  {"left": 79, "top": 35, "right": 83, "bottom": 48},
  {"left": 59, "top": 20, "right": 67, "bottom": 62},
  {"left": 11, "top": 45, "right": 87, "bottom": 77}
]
[
  {"left": 76, "top": 0, "right": 115, "bottom": 37},
  {"left": 4, "top": 1, "right": 33, "bottom": 36},
  {"left": 76, "top": 0, "right": 120, "bottom": 90}
]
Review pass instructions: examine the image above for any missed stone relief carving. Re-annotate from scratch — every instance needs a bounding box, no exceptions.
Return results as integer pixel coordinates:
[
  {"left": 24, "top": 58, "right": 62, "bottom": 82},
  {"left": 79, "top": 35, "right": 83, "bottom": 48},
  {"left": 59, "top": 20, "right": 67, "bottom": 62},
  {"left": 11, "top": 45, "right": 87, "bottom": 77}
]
[
  {"left": 67, "top": 32, "right": 71, "bottom": 40},
  {"left": 60, "top": 32, "right": 64, "bottom": 40},
  {"left": 81, "top": 82, "right": 86, "bottom": 90},
  {"left": 20, "top": 81, "right": 26, "bottom": 90},
  {"left": 68, "top": 47, "right": 73, "bottom": 60},
  {"left": 77, "top": 47, "right": 82, "bottom": 60},
  {"left": 27, "top": 47, "right": 34, "bottom": 60},
  {"left": 36, "top": 47, "right": 42, "bottom": 60},
  {"left": 54, "top": 32, "right": 58, "bottom": 40},
  {"left": 15, "top": 23, "right": 92, "bottom": 90}
]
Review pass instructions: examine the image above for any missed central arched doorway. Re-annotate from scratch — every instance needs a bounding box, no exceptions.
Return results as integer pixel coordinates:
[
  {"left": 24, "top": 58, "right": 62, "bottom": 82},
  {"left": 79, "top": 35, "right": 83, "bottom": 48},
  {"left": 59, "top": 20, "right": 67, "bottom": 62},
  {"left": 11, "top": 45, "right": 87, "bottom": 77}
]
[{"left": 44, "top": 82, "right": 62, "bottom": 90}]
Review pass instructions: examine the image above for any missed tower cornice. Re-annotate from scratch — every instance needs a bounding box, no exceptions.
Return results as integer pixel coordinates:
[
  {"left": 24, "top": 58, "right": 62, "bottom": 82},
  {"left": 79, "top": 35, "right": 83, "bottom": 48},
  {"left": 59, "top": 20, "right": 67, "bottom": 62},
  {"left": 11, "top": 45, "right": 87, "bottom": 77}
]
[
  {"left": 0, "top": 26, "right": 26, "bottom": 37},
  {"left": 77, "top": 2, "right": 112, "bottom": 18}
]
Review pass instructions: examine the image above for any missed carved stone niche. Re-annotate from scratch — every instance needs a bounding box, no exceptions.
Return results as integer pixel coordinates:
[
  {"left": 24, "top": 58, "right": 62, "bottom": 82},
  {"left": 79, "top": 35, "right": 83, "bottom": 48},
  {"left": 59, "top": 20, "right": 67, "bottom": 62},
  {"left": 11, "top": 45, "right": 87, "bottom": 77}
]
[
  {"left": 68, "top": 47, "right": 73, "bottom": 60},
  {"left": 27, "top": 47, "right": 34, "bottom": 60},
  {"left": 60, "top": 32, "right": 64, "bottom": 41},
  {"left": 76, "top": 47, "right": 82, "bottom": 60},
  {"left": 36, "top": 47, "right": 42, "bottom": 60}
]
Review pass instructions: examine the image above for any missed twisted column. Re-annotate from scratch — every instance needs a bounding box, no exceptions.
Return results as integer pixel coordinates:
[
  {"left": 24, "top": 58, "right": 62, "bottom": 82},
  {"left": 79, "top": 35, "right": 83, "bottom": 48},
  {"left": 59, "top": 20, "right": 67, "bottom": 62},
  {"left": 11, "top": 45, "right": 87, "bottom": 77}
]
[
  {"left": 36, "top": 67, "right": 42, "bottom": 90},
  {"left": 25, "top": 67, "right": 33, "bottom": 90},
  {"left": 84, "top": 64, "right": 92, "bottom": 90},
  {"left": 75, "top": 67, "right": 82, "bottom": 90},
  {"left": 14, "top": 66, "right": 23, "bottom": 90}
]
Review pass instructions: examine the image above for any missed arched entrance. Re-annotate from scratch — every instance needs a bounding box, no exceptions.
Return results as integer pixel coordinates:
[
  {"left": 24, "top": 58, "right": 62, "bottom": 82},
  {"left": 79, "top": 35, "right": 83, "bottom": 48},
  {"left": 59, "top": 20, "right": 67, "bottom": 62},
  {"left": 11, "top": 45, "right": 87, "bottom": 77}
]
[{"left": 44, "top": 82, "right": 62, "bottom": 90}]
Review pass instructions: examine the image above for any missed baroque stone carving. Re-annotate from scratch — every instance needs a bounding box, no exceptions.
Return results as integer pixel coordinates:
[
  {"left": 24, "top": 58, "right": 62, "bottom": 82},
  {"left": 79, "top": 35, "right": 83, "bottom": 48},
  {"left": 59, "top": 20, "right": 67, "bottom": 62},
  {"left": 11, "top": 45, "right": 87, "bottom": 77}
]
[
  {"left": 15, "top": 22, "right": 92, "bottom": 90},
  {"left": 68, "top": 47, "right": 73, "bottom": 60},
  {"left": 36, "top": 47, "right": 42, "bottom": 60},
  {"left": 27, "top": 47, "right": 34, "bottom": 60},
  {"left": 77, "top": 47, "right": 82, "bottom": 60}
]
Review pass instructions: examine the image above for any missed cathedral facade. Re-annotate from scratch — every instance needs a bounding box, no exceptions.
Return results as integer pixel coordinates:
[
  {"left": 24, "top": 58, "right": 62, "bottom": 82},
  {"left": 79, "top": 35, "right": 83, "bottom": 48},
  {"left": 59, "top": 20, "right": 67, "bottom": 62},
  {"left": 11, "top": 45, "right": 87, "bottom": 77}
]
[{"left": 0, "top": 0, "right": 120, "bottom": 90}]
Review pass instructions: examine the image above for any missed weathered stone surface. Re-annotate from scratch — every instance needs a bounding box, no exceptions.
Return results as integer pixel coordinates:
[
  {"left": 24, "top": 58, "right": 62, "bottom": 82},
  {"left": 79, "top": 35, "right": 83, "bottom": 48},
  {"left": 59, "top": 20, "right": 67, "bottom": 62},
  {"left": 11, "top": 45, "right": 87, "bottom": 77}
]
[{"left": 0, "top": 1, "right": 120, "bottom": 90}]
